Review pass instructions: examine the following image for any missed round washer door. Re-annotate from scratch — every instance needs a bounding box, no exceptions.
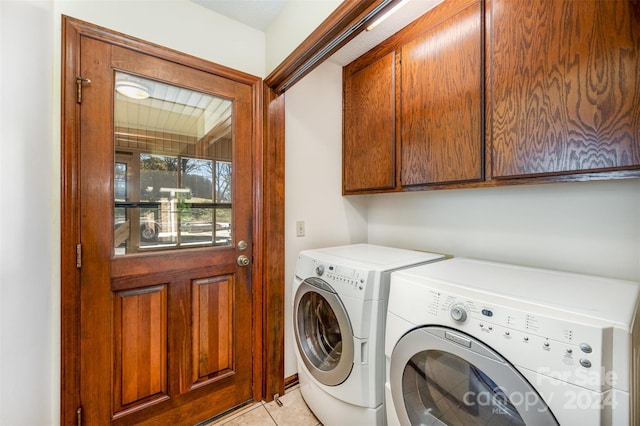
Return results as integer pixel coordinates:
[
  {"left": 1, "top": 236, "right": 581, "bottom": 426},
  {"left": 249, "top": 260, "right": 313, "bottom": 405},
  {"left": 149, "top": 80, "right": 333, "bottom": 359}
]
[
  {"left": 294, "top": 277, "right": 354, "bottom": 386},
  {"left": 390, "top": 326, "right": 559, "bottom": 426}
]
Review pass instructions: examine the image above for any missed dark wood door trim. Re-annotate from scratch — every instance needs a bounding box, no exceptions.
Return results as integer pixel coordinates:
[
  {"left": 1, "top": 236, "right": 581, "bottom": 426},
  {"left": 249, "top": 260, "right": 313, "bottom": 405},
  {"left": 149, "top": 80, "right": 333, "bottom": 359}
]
[
  {"left": 265, "top": 0, "right": 389, "bottom": 94},
  {"left": 61, "top": 15, "right": 263, "bottom": 424},
  {"left": 261, "top": 85, "right": 285, "bottom": 401},
  {"left": 261, "top": 0, "right": 389, "bottom": 402}
]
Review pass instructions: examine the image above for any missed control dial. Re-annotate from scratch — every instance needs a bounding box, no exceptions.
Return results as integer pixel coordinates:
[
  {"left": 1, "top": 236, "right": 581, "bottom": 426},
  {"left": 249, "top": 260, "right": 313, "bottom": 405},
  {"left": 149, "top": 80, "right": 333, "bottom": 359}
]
[
  {"left": 315, "top": 264, "right": 325, "bottom": 276},
  {"left": 450, "top": 304, "right": 468, "bottom": 323}
]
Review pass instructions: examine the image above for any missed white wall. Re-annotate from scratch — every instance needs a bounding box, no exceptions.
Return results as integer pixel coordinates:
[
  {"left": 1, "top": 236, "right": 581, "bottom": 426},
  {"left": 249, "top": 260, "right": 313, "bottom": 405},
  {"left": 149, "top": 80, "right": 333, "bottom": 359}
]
[
  {"left": 284, "top": 60, "right": 368, "bottom": 376},
  {"left": 1, "top": 2, "right": 55, "bottom": 424},
  {"left": 265, "top": 0, "right": 341, "bottom": 75},
  {"left": 0, "top": 1, "right": 265, "bottom": 424},
  {"left": 54, "top": 0, "right": 266, "bottom": 78},
  {"left": 283, "top": 58, "right": 640, "bottom": 380},
  {"left": 367, "top": 179, "right": 640, "bottom": 282}
]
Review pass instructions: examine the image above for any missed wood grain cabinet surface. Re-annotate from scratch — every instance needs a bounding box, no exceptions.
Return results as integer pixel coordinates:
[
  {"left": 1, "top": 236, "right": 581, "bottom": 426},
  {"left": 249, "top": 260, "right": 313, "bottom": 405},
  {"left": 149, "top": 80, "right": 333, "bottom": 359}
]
[
  {"left": 488, "top": 0, "right": 640, "bottom": 179},
  {"left": 343, "top": 52, "right": 396, "bottom": 192},
  {"left": 342, "top": 0, "right": 481, "bottom": 194},
  {"left": 401, "top": 1, "right": 483, "bottom": 186},
  {"left": 342, "top": 0, "right": 640, "bottom": 194}
]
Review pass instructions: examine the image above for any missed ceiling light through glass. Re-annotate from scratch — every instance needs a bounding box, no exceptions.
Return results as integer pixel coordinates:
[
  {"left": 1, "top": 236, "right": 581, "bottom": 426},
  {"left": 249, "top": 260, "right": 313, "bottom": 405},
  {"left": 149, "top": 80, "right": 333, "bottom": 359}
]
[{"left": 115, "top": 81, "right": 150, "bottom": 100}]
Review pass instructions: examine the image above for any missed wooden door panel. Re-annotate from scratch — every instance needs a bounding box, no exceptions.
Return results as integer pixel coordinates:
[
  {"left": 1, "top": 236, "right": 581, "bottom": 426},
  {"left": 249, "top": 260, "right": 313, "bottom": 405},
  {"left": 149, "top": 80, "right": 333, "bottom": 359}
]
[
  {"left": 111, "top": 250, "right": 238, "bottom": 283},
  {"left": 193, "top": 276, "right": 234, "bottom": 385},
  {"left": 111, "top": 45, "right": 239, "bottom": 99},
  {"left": 343, "top": 52, "right": 396, "bottom": 192},
  {"left": 114, "top": 286, "right": 168, "bottom": 413},
  {"left": 489, "top": 0, "right": 640, "bottom": 178},
  {"left": 79, "top": 35, "right": 117, "bottom": 424},
  {"left": 400, "top": 2, "right": 483, "bottom": 186}
]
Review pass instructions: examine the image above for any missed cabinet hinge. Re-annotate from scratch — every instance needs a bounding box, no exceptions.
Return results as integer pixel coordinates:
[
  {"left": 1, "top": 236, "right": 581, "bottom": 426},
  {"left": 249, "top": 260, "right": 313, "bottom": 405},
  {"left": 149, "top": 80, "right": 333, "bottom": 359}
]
[
  {"left": 76, "top": 244, "right": 82, "bottom": 268},
  {"left": 76, "top": 406, "right": 82, "bottom": 426},
  {"left": 76, "top": 77, "right": 91, "bottom": 104}
]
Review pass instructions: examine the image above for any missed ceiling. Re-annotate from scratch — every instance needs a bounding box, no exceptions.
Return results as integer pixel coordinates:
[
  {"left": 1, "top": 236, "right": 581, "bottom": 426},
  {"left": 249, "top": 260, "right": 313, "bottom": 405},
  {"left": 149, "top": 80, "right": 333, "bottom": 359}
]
[
  {"left": 191, "top": 0, "right": 288, "bottom": 31},
  {"left": 190, "top": 0, "right": 445, "bottom": 67},
  {"left": 328, "top": 0, "right": 444, "bottom": 66}
]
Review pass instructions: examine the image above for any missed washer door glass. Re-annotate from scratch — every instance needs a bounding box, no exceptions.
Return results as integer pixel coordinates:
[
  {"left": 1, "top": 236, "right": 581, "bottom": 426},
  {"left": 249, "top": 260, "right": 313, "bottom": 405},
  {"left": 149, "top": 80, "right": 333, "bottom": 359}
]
[
  {"left": 294, "top": 277, "right": 354, "bottom": 386},
  {"left": 403, "top": 350, "right": 525, "bottom": 425},
  {"left": 390, "top": 326, "right": 559, "bottom": 426}
]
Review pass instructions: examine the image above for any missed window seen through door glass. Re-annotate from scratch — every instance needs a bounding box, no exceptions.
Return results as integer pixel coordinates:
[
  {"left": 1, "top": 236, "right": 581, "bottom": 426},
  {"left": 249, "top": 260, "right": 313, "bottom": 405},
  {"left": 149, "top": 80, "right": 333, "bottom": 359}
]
[{"left": 114, "top": 71, "right": 233, "bottom": 255}]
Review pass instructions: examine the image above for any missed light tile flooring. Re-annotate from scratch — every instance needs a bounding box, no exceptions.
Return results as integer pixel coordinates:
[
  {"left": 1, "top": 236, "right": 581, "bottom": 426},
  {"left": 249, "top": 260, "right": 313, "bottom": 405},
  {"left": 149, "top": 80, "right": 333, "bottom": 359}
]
[{"left": 205, "top": 385, "right": 321, "bottom": 426}]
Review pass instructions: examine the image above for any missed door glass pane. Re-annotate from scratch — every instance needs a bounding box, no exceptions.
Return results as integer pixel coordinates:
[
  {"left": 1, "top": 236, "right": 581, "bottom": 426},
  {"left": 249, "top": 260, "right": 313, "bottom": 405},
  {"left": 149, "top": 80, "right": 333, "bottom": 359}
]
[
  {"left": 402, "top": 350, "right": 526, "bottom": 425},
  {"left": 113, "top": 71, "right": 233, "bottom": 255}
]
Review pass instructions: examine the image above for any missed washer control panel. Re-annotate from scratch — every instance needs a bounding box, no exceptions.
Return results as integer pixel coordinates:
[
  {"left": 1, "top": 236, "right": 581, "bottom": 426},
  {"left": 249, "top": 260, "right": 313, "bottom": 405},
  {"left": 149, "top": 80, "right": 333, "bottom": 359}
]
[
  {"left": 389, "top": 280, "right": 614, "bottom": 393},
  {"left": 311, "top": 259, "right": 372, "bottom": 299}
]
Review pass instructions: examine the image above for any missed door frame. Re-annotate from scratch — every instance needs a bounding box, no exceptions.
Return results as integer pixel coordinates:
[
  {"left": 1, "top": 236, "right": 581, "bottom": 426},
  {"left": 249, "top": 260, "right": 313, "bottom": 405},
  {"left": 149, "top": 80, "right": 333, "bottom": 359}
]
[
  {"left": 260, "top": 0, "right": 386, "bottom": 400},
  {"left": 60, "top": 16, "right": 263, "bottom": 424}
]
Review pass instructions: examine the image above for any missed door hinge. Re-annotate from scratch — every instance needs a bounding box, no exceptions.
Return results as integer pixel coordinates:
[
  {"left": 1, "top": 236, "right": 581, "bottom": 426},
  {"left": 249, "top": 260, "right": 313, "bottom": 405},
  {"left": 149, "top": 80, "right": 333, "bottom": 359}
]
[
  {"left": 76, "top": 77, "right": 91, "bottom": 104},
  {"left": 76, "top": 406, "right": 82, "bottom": 426},
  {"left": 76, "top": 244, "right": 82, "bottom": 268}
]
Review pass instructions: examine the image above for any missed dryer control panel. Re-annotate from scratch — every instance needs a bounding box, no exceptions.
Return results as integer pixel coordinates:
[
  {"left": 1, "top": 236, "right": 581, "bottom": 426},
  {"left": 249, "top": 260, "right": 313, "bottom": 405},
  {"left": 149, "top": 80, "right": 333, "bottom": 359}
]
[{"left": 388, "top": 274, "right": 624, "bottom": 394}]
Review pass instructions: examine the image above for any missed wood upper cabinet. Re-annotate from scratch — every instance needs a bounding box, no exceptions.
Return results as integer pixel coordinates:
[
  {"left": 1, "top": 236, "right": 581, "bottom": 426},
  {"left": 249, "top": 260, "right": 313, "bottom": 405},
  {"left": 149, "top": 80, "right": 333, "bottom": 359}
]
[
  {"left": 343, "top": 0, "right": 640, "bottom": 194},
  {"left": 343, "top": 52, "right": 396, "bottom": 193},
  {"left": 401, "top": 1, "right": 483, "bottom": 186},
  {"left": 488, "top": 0, "right": 640, "bottom": 178},
  {"left": 342, "top": 0, "right": 483, "bottom": 193}
]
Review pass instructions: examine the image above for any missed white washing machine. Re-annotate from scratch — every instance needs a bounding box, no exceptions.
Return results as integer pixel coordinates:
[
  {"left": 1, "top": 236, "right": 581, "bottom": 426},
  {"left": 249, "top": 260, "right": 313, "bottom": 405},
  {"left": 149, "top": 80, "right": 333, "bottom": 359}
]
[
  {"left": 292, "top": 244, "right": 446, "bottom": 426},
  {"left": 385, "top": 258, "right": 640, "bottom": 426}
]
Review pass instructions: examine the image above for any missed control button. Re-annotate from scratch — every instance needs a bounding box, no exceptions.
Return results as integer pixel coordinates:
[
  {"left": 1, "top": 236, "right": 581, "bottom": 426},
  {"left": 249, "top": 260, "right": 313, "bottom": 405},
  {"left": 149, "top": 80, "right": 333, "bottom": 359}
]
[
  {"left": 450, "top": 305, "right": 468, "bottom": 323},
  {"left": 543, "top": 341, "right": 550, "bottom": 348},
  {"left": 580, "top": 343, "right": 593, "bottom": 354},
  {"left": 316, "top": 265, "right": 325, "bottom": 276},
  {"left": 580, "top": 358, "right": 592, "bottom": 368},
  {"left": 488, "top": 326, "right": 493, "bottom": 331},
  {"left": 523, "top": 337, "right": 529, "bottom": 342},
  {"left": 504, "top": 331, "right": 510, "bottom": 336},
  {"left": 566, "top": 349, "right": 573, "bottom": 354}
]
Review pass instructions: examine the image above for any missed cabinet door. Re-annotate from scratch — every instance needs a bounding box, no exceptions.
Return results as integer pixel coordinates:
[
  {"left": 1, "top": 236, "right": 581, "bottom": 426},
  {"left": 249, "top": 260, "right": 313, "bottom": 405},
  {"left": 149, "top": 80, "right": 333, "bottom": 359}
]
[
  {"left": 343, "top": 52, "right": 396, "bottom": 193},
  {"left": 489, "top": 0, "right": 640, "bottom": 178},
  {"left": 400, "top": 2, "right": 483, "bottom": 186}
]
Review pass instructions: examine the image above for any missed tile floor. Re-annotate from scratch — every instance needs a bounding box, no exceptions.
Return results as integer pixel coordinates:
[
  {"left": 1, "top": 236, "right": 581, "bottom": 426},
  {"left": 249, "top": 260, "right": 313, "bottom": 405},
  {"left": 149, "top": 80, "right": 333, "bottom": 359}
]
[{"left": 204, "top": 385, "right": 321, "bottom": 426}]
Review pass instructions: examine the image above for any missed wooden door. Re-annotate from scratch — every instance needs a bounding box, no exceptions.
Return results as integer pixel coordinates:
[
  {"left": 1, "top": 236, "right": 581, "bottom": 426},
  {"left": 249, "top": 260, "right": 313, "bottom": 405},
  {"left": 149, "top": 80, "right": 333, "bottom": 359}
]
[
  {"left": 343, "top": 52, "right": 397, "bottom": 193},
  {"left": 68, "top": 25, "right": 258, "bottom": 425},
  {"left": 400, "top": 0, "right": 483, "bottom": 186},
  {"left": 489, "top": 0, "right": 640, "bottom": 178}
]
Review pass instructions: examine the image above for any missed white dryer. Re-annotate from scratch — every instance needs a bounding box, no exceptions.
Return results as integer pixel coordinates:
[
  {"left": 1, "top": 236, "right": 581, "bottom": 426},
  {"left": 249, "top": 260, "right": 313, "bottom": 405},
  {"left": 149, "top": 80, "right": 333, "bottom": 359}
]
[
  {"left": 385, "top": 258, "right": 640, "bottom": 426},
  {"left": 292, "top": 244, "right": 446, "bottom": 426}
]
